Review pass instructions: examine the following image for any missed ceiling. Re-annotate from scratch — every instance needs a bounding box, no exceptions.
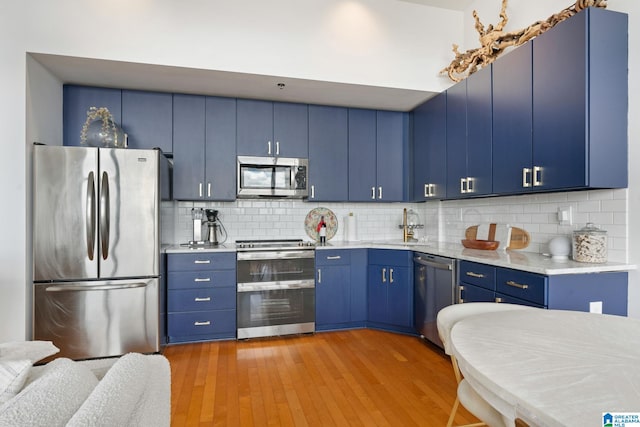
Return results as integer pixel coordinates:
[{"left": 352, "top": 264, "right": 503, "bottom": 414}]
[{"left": 31, "top": 1, "right": 470, "bottom": 111}]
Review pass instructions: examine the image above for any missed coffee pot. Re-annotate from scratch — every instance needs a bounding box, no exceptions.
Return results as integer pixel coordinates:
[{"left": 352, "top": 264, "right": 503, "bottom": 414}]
[{"left": 205, "top": 209, "right": 220, "bottom": 245}]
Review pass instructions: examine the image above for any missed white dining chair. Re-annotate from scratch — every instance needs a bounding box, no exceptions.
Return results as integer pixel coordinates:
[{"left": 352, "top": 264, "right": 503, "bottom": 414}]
[{"left": 437, "top": 302, "right": 534, "bottom": 427}]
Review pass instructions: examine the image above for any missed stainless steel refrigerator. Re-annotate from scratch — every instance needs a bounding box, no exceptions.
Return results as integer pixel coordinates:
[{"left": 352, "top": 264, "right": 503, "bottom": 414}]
[{"left": 32, "top": 145, "right": 170, "bottom": 360}]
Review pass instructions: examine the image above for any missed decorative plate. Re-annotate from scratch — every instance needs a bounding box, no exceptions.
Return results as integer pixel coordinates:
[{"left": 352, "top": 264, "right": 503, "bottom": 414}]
[{"left": 304, "top": 207, "right": 338, "bottom": 242}]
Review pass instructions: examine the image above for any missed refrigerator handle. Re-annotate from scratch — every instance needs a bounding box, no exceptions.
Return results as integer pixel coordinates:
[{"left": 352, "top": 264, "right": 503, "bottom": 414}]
[
  {"left": 100, "top": 171, "right": 110, "bottom": 260},
  {"left": 86, "top": 171, "right": 96, "bottom": 260}
]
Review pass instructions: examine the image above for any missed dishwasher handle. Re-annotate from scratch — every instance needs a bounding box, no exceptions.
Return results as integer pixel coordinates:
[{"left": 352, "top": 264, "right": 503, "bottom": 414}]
[{"left": 413, "top": 256, "right": 453, "bottom": 271}]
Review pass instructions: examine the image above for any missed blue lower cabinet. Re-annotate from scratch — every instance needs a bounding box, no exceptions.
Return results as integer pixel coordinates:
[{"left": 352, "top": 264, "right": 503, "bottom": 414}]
[
  {"left": 167, "top": 253, "right": 236, "bottom": 343},
  {"left": 459, "top": 260, "right": 628, "bottom": 315},
  {"left": 315, "top": 249, "right": 367, "bottom": 331},
  {"left": 367, "top": 250, "right": 414, "bottom": 333}
]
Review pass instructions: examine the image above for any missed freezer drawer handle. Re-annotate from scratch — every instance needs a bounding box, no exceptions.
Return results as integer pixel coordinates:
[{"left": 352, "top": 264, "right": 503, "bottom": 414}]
[
  {"left": 86, "top": 171, "right": 96, "bottom": 261},
  {"left": 194, "top": 297, "right": 211, "bottom": 302},
  {"left": 100, "top": 171, "right": 110, "bottom": 260},
  {"left": 194, "top": 321, "right": 211, "bottom": 326},
  {"left": 506, "top": 280, "right": 529, "bottom": 290},
  {"left": 46, "top": 282, "right": 148, "bottom": 292}
]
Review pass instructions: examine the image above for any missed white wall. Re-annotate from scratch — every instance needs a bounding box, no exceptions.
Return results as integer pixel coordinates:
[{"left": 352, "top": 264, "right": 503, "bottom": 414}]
[{"left": 1, "top": 0, "right": 637, "bottom": 341}]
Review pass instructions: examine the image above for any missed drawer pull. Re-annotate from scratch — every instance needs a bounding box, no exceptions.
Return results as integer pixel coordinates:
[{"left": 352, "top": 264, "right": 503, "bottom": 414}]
[
  {"left": 194, "top": 321, "right": 211, "bottom": 326},
  {"left": 194, "top": 278, "right": 211, "bottom": 282},
  {"left": 326, "top": 255, "right": 341, "bottom": 260},
  {"left": 390, "top": 268, "right": 394, "bottom": 284},
  {"left": 194, "top": 297, "right": 211, "bottom": 302},
  {"left": 466, "top": 271, "right": 485, "bottom": 278},
  {"left": 495, "top": 297, "right": 504, "bottom": 303},
  {"left": 194, "top": 260, "right": 211, "bottom": 264},
  {"left": 506, "top": 280, "right": 529, "bottom": 290}
]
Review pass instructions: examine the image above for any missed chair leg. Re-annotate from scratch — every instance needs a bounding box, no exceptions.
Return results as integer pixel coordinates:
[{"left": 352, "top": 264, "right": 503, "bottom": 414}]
[
  {"left": 446, "top": 396, "right": 460, "bottom": 427},
  {"left": 447, "top": 357, "right": 487, "bottom": 427}
]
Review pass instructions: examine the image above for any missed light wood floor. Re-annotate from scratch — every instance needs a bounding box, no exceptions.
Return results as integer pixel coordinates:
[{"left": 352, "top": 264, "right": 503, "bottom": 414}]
[{"left": 164, "top": 328, "right": 479, "bottom": 426}]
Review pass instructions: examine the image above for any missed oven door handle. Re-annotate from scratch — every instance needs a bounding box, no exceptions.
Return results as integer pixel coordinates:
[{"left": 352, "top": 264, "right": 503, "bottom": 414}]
[
  {"left": 237, "top": 280, "right": 315, "bottom": 292},
  {"left": 237, "top": 250, "right": 315, "bottom": 261}
]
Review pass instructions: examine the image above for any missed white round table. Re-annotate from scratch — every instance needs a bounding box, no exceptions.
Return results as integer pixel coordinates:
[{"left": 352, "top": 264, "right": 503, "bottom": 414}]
[{"left": 450, "top": 309, "right": 640, "bottom": 427}]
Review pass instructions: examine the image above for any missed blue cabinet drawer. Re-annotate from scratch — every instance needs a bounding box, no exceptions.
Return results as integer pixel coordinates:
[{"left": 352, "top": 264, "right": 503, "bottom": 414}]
[
  {"left": 459, "top": 261, "right": 496, "bottom": 290},
  {"left": 168, "top": 310, "right": 236, "bottom": 336},
  {"left": 368, "top": 249, "right": 412, "bottom": 267},
  {"left": 168, "top": 287, "right": 236, "bottom": 312},
  {"left": 496, "top": 268, "right": 546, "bottom": 306},
  {"left": 167, "top": 252, "right": 236, "bottom": 271},
  {"left": 168, "top": 270, "right": 236, "bottom": 290},
  {"left": 316, "top": 249, "right": 351, "bottom": 266},
  {"left": 496, "top": 293, "right": 545, "bottom": 308}
]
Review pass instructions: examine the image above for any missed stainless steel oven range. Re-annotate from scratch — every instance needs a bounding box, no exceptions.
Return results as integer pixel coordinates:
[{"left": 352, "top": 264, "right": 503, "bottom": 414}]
[{"left": 236, "top": 239, "right": 316, "bottom": 339}]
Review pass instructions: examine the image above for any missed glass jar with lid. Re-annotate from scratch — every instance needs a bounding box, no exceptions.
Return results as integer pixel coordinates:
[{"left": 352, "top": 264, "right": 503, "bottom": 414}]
[{"left": 572, "top": 223, "right": 607, "bottom": 263}]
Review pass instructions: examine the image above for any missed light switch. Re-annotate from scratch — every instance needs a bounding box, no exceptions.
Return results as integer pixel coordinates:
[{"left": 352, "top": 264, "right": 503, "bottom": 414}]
[{"left": 557, "top": 206, "right": 572, "bottom": 225}]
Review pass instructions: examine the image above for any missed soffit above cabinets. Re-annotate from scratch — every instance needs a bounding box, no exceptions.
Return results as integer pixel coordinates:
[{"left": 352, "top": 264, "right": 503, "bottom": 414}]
[{"left": 30, "top": 53, "right": 437, "bottom": 112}]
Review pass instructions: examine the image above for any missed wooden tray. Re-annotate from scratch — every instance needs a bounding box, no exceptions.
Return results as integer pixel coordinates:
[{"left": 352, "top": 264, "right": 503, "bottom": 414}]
[
  {"left": 465, "top": 224, "right": 530, "bottom": 250},
  {"left": 461, "top": 239, "right": 500, "bottom": 250}
]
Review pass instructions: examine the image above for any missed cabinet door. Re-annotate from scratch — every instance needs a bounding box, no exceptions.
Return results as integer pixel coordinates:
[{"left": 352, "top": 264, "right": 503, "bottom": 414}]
[
  {"left": 465, "top": 65, "right": 493, "bottom": 196},
  {"left": 492, "top": 44, "right": 533, "bottom": 194},
  {"left": 445, "top": 81, "right": 467, "bottom": 198},
  {"left": 308, "top": 105, "right": 349, "bottom": 201},
  {"left": 205, "top": 96, "right": 236, "bottom": 201},
  {"left": 316, "top": 265, "right": 350, "bottom": 326},
  {"left": 236, "top": 99, "right": 273, "bottom": 156},
  {"left": 412, "top": 93, "right": 447, "bottom": 201},
  {"left": 172, "top": 94, "right": 206, "bottom": 200},
  {"left": 367, "top": 265, "right": 387, "bottom": 324},
  {"left": 376, "top": 111, "right": 407, "bottom": 202},
  {"left": 459, "top": 283, "right": 494, "bottom": 303},
  {"left": 121, "top": 90, "right": 172, "bottom": 152},
  {"left": 348, "top": 108, "right": 377, "bottom": 201},
  {"left": 385, "top": 266, "right": 411, "bottom": 327},
  {"left": 63, "top": 85, "right": 122, "bottom": 146},
  {"left": 273, "top": 102, "right": 308, "bottom": 157}
]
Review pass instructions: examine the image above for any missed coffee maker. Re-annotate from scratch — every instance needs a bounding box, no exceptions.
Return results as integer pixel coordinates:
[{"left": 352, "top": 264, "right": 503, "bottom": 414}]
[{"left": 205, "top": 209, "right": 220, "bottom": 245}]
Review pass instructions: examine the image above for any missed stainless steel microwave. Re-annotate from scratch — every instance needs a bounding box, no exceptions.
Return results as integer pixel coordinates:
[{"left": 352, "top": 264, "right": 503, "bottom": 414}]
[{"left": 237, "top": 156, "right": 308, "bottom": 198}]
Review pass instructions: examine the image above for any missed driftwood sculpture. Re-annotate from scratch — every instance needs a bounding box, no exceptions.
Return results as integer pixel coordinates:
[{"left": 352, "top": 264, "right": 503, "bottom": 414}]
[{"left": 442, "top": 0, "right": 608, "bottom": 82}]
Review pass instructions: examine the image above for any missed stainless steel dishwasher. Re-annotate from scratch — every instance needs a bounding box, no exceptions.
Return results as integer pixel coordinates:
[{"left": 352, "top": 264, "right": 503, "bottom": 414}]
[{"left": 413, "top": 253, "right": 456, "bottom": 349}]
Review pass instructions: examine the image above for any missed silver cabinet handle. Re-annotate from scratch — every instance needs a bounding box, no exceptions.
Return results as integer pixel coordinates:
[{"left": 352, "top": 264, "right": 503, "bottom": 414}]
[
  {"left": 100, "top": 171, "right": 110, "bottom": 260},
  {"left": 276, "top": 141, "right": 280, "bottom": 156},
  {"left": 378, "top": 186, "right": 383, "bottom": 199},
  {"left": 86, "top": 171, "right": 96, "bottom": 261},
  {"left": 382, "top": 268, "right": 387, "bottom": 283},
  {"left": 199, "top": 182, "right": 203, "bottom": 197},
  {"left": 194, "top": 260, "right": 211, "bottom": 264},
  {"left": 207, "top": 182, "right": 211, "bottom": 198},
  {"left": 326, "top": 255, "right": 341, "bottom": 260},
  {"left": 390, "top": 268, "right": 394, "bottom": 283},
  {"left": 533, "top": 166, "right": 543, "bottom": 187},
  {"left": 467, "top": 177, "right": 474, "bottom": 193},
  {"left": 458, "top": 285, "right": 465, "bottom": 303},
  {"left": 523, "top": 168, "right": 532, "bottom": 188},
  {"left": 424, "top": 183, "right": 429, "bottom": 198},
  {"left": 506, "top": 280, "right": 529, "bottom": 290},
  {"left": 429, "top": 183, "right": 435, "bottom": 197},
  {"left": 371, "top": 187, "right": 376, "bottom": 200},
  {"left": 194, "top": 297, "right": 211, "bottom": 302},
  {"left": 466, "top": 271, "right": 485, "bottom": 278},
  {"left": 317, "top": 268, "right": 322, "bottom": 284},
  {"left": 311, "top": 185, "right": 315, "bottom": 199},
  {"left": 194, "top": 321, "right": 211, "bottom": 326},
  {"left": 267, "top": 141, "right": 272, "bottom": 155},
  {"left": 495, "top": 297, "right": 504, "bottom": 303},
  {"left": 194, "top": 277, "right": 211, "bottom": 282},
  {"left": 460, "top": 178, "right": 466, "bottom": 194}
]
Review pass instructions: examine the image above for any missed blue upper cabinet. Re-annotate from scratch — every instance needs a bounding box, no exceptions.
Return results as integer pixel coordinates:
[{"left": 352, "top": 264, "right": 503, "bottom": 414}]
[
  {"left": 172, "top": 95, "right": 237, "bottom": 201},
  {"left": 492, "top": 43, "right": 533, "bottom": 194},
  {"left": 237, "top": 99, "right": 308, "bottom": 157},
  {"left": 412, "top": 92, "right": 447, "bottom": 201},
  {"left": 63, "top": 85, "right": 122, "bottom": 146},
  {"left": 172, "top": 94, "right": 206, "bottom": 200},
  {"left": 121, "top": 90, "right": 173, "bottom": 153},
  {"left": 348, "top": 109, "right": 377, "bottom": 201},
  {"left": 446, "top": 65, "right": 493, "bottom": 199},
  {"left": 348, "top": 109, "right": 409, "bottom": 202},
  {"left": 308, "top": 105, "right": 349, "bottom": 201},
  {"left": 531, "top": 7, "right": 627, "bottom": 191}
]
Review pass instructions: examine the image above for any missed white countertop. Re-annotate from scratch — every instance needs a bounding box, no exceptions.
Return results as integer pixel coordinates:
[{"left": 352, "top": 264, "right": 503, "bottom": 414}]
[{"left": 164, "top": 240, "right": 636, "bottom": 275}]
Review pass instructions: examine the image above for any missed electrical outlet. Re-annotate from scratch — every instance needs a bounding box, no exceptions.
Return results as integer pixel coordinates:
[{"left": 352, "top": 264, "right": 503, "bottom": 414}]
[
  {"left": 590, "top": 301, "right": 603, "bottom": 314},
  {"left": 558, "top": 206, "right": 572, "bottom": 225}
]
